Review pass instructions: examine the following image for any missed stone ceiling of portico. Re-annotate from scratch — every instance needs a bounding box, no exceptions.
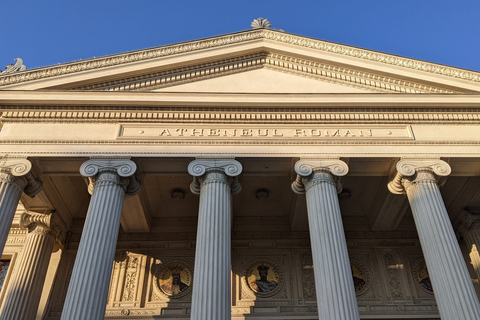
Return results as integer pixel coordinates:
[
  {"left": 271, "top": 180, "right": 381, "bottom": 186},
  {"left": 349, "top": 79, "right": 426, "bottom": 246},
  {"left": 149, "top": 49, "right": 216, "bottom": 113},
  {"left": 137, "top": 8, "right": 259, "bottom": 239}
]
[{"left": 17, "top": 156, "right": 480, "bottom": 235}]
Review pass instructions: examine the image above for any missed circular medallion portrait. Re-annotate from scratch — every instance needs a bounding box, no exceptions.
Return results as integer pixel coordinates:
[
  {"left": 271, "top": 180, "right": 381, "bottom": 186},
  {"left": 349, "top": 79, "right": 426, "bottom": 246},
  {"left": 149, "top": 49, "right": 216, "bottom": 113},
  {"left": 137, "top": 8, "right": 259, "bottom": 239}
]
[
  {"left": 246, "top": 262, "right": 280, "bottom": 294},
  {"left": 351, "top": 263, "right": 368, "bottom": 295},
  {"left": 154, "top": 262, "right": 192, "bottom": 298},
  {"left": 413, "top": 259, "right": 433, "bottom": 294}
]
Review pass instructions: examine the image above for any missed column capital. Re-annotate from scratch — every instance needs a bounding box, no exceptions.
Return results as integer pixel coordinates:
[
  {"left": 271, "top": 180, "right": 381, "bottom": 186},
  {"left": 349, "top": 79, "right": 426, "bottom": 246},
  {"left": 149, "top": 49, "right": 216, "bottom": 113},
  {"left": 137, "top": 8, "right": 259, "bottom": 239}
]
[
  {"left": 388, "top": 158, "right": 451, "bottom": 195},
  {"left": 455, "top": 209, "right": 480, "bottom": 236},
  {"left": 291, "top": 158, "right": 348, "bottom": 194},
  {"left": 80, "top": 158, "right": 141, "bottom": 196},
  {"left": 188, "top": 158, "right": 242, "bottom": 195},
  {"left": 0, "top": 157, "right": 42, "bottom": 197},
  {"left": 20, "top": 211, "right": 67, "bottom": 245}
]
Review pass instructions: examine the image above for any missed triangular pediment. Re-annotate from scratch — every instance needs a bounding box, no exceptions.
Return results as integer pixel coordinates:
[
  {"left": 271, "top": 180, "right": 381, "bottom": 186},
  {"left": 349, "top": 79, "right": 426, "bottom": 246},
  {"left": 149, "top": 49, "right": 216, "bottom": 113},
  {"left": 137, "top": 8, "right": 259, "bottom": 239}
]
[
  {"left": 1, "top": 29, "right": 480, "bottom": 93},
  {"left": 151, "top": 68, "right": 371, "bottom": 93}
]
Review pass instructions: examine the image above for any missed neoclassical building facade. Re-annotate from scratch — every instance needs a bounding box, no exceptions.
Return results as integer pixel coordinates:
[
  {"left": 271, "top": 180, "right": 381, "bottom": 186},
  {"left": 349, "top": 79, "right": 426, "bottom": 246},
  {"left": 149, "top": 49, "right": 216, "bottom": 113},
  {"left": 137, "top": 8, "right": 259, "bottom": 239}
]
[{"left": 1, "top": 24, "right": 480, "bottom": 319}]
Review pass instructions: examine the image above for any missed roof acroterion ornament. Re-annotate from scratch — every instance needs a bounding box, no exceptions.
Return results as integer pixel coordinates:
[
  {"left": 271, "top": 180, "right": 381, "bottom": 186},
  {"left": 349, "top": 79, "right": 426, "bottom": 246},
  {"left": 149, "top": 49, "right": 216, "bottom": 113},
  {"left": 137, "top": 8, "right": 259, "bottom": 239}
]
[
  {"left": 1, "top": 58, "right": 27, "bottom": 75},
  {"left": 251, "top": 18, "right": 271, "bottom": 29}
]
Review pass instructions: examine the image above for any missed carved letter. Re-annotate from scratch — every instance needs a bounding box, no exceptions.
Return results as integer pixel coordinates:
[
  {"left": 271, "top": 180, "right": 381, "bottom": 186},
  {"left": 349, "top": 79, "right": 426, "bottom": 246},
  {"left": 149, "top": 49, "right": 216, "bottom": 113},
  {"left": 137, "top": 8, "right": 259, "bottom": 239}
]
[
  {"left": 190, "top": 129, "right": 204, "bottom": 136},
  {"left": 176, "top": 129, "right": 187, "bottom": 136},
  {"left": 222, "top": 129, "right": 236, "bottom": 137},
  {"left": 208, "top": 129, "right": 220, "bottom": 136},
  {"left": 325, "top": 129, "right": 340, "bottom": 137},
  {"left": 159, "top": 129, "right": 171, "bottom": 136},
  {"left": 294, "top": 129, "right": 307, "bottom": 137},
  {"left": 344, "top": 130, "right": 356, "bottom": 137},
  {"left": 359, "top": 130, "right": 373, "bottom": 137},
  {"left": 241, "top": 129, "right": 253, "bottom": 137},
  {"left": 257, "top": 129, "right": 268, "bottom": 136},
  {"left": 272, "top": 129, "right": 283, "bottom": 137}
]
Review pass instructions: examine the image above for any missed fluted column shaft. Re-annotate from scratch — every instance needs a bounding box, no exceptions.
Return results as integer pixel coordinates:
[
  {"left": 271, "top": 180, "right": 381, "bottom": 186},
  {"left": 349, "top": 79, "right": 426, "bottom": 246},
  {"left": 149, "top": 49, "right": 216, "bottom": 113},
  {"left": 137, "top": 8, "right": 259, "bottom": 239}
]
[
  {"left": 61, "top": 159, "right": 140, "bottom": 320},
  {"left": 0, "top": 212, "right": 62, "bottom": 320},
  {"left": 0, "top": 158, "right": 42, "bottom": 256},
  {"left": 292, "top": 159, "right": 359, "bottom": 320},
  {"left": 188, "top": 159, "right": 242, "bottom": 320},
  {"left": 389, "top": 159, "right": 480, "bottom": 319}
]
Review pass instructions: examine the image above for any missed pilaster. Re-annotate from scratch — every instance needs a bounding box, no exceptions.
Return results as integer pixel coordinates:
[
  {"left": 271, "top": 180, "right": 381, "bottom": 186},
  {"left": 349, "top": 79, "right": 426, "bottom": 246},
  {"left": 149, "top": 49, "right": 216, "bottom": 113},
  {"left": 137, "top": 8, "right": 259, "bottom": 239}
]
[
  {"left": 0, "top": 158, "right": 42, "bottom": 256},
  {"left": 292, "top": 158, "right": 360, "bottom": 320},
  {"left": 388, "top": 158, "right": 480, "bottom": 319},
  {"left": 61, "top": 158, "right": 140, "bottom": 320},
  {"left": 188, "top": 158, "right": 242, "bottom": 320},
  {"left": 0, "top": 211, "right": 65, "bottom": 320}
]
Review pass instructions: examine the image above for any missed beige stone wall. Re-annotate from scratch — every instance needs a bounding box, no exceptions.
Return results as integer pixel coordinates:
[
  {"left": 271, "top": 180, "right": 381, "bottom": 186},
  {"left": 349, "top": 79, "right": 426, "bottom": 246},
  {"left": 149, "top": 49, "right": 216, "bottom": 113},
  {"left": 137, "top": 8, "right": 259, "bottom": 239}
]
[{"left": 38, "top": 229, "right": 442, "bottom": 319}]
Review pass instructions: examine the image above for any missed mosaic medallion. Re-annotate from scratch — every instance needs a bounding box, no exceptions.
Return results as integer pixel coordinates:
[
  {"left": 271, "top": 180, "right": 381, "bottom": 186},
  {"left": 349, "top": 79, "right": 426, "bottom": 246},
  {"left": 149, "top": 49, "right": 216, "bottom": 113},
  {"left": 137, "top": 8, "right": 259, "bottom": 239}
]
[
  {"left": 246, "top": 262, "right": 280, "bottom": 294},
  {"left": 413, "top": 259, "right": 433, "bottom": 294},
  {"left": 0, "top": 260, "right": 9, "bottom": 291},
  {"left": 154, "top": 261, "right": 192, "bottom": 298},
  {"left": 351, "top": 263, "right": 368, "bottom": 294}
]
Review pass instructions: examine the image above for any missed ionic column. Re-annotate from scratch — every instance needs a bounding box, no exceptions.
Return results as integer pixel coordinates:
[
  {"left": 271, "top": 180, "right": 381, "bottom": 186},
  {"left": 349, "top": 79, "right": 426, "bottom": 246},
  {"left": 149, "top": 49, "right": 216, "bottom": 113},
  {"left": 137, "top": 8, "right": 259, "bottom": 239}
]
[
  {"left": 188, "top": 158, "right": 242, "bottom": 320},
  {"left": 291, "top": 159, "right": 360, "bottom": 320},
  {"left": 455, "top": 209, "right": 480, "bottom": 282},
  {"left": 388, "top": 158, "right": 480, "bottom": 319},
  {"left": 61, "top": 159, "right": 141, "bottom": 320},
  {"left": 0, "top": 211, "right": 66, "bottom": 320},
  {"left": 0, "top": 158, "right": 42, "bottom": 256}
]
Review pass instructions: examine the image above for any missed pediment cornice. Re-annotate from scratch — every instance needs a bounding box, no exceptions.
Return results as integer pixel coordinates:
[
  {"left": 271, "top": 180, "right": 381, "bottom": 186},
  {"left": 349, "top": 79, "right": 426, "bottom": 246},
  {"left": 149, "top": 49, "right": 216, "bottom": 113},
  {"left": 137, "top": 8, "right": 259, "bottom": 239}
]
[
  {"left": 70, "top": 53, "right": 457, "bottom": 94},
  {"left": 1, "top": 29, "right": 480, "bottom": 90}
]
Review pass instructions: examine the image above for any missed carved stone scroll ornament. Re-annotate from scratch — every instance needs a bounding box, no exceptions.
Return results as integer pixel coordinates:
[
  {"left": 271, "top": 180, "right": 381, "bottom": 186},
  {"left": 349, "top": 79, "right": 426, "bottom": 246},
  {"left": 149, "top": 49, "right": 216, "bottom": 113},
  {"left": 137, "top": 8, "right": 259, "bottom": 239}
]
[
  {"left": 291, "top": 158, "right": 348, "bottom": 194},
  {"left": 20, "top": 211, "right": 67, "bottom": 245},
  {"left": 1, "top": 58, "right": 26, "bottom": 75},
  {"left": 0, "top": 158, "right": 42, "bottom": 197},
  {"left": 387, "top": 158, "right": 451, "bottom": 195},
  {"left": 80, "top": 158, "right": 141, "bottom": 196},
  {"left": 188, "top": 158, "right": 242, "bottom": 195}
]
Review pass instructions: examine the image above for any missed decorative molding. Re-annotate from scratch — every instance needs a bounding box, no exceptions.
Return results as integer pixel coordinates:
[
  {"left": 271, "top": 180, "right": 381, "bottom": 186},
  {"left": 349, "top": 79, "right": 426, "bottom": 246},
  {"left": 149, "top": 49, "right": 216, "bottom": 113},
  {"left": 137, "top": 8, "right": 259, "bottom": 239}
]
[
  {"left": 1, "top": 29, "right": 479, "bottom": 88},
  {"left": 388, "top": 158, "right": 451, "bottom": 195},
  {"left": 70, "top": 53, "right": 455, "bottom": 94},
  {"left": 3, "top": 108, "right": 479, "bottom": 125}
]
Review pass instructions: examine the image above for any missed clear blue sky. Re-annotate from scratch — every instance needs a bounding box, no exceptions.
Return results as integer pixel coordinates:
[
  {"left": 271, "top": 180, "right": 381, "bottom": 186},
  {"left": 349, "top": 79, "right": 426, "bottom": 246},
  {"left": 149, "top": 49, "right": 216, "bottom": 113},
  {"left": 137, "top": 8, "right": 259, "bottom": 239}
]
[{"left": 2, "top": 0, "right": 480, "bottom": 72}]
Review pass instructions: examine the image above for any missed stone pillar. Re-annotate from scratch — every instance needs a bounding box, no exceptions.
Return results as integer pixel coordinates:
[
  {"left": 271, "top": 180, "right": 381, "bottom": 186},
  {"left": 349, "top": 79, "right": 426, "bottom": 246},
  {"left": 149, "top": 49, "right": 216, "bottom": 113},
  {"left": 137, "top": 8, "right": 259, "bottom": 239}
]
[
  {"left": 61, "top": 159, "right": 141, "bottom": 320},
  {"left": 455, "top": 209, "right": 480, "bottom": 282},
  {"left": 0, "top": 158, "right": 42, "bottom": 256},
  {"left": 291, "top": 158, "right": 360, "bottom": 320},
  {"left": 188, "top": 158, "right": 242, "bottom": 320},
  {"left": 0, "top": 211, "right": 66, "bottom": 320},
  {"left": 388, "top": 158, "right": 480, "bottom": 319}
]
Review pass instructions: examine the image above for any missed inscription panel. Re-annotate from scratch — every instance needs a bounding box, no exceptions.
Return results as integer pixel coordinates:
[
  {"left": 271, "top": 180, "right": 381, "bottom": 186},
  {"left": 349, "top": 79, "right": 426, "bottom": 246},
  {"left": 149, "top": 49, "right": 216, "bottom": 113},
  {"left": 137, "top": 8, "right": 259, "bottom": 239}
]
[{"left": 118, "top": 124, "right": 414, "bottom": 142}]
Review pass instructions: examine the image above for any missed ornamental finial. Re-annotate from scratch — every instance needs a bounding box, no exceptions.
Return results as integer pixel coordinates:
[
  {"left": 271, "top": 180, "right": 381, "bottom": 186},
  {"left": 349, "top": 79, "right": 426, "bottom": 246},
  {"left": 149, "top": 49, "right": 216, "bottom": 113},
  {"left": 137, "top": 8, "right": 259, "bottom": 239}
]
[
  {"left": 1, "top": 58, "right": 27, "bottom": 75},
  {"left": 251, "top": 17, "right": 271, "bottom": 29}
]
